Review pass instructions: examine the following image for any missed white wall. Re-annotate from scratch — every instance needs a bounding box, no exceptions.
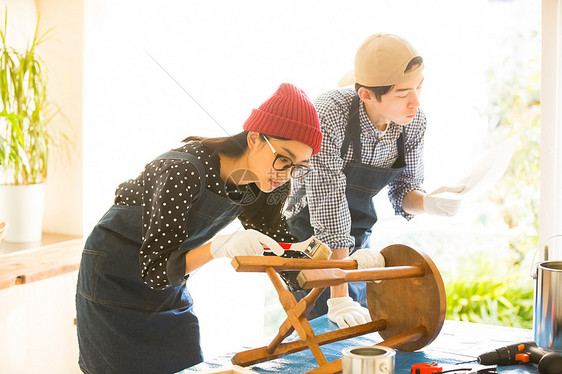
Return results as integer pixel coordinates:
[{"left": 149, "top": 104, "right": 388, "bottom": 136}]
[
  {"left": 540, "top": 0, "right": 562, "bottom": 259},
  {"left": 37, "top": 0, "right": 84, "bottom": 236}
]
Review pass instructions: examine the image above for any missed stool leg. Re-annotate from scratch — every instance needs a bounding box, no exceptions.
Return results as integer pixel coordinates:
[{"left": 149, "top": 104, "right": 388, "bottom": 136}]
[
  {"left": 232, "top": 320, "right": 386, "bottom": 367},
  {"left": 267, "top": 287, "right": 325, "bottom": 354},
  {"left": 265, "top": 267, "right": 296, "bottom": 310},
  {"left": 265, "top": 267, "right": 328, "bottom": 366}
]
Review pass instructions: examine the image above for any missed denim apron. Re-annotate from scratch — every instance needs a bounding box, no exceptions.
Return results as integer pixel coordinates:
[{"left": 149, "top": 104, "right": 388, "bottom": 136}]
[
  {"left": 76, "top": 151, "right": 241, "bottom": 374},
  {"left": 287, "top": 94, "right": 406, "bottom": 318}
]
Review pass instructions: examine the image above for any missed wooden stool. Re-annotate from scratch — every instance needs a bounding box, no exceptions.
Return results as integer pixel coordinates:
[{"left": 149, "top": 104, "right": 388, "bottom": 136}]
[{"left": 230, "top": 244, "right": 446, "bottom": 374}]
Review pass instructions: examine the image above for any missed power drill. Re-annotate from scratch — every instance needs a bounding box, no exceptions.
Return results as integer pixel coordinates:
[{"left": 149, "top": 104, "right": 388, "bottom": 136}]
[{"left": 477, "top": 341, "right": 562, "bottom": 374}]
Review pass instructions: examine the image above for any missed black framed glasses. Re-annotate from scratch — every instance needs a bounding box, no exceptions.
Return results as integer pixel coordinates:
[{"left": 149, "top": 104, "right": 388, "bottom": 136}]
[{"left": 262, "top": 135, "right": 310, "bottom": 179}]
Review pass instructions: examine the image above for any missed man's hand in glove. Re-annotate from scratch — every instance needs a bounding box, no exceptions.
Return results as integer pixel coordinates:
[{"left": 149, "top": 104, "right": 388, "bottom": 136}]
[
  {"left": 210, "top": 229, "right": 284, "bottom": 259},
  {"left": 327, "top": 296, "right": 371, "bottom": 329},
  {"left": 423, "top": 185, "right": 464, "bottom": 217},
  {"left": 346, "top": 248, "right": 385, "bottom": 270}
]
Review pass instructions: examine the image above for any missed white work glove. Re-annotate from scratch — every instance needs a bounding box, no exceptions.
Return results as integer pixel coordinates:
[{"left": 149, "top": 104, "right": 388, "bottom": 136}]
[
  {"left": 423, "top": 185, "right": 464, "bottom": 217},
  {"left": 346, "top": 248, "right": 385, "bottom": 270},
  {"left": 327, "top": 297, "right": 371, "bottom": 329},
  {"left": 210, "top": 229, "right": 284, "bottom": 259}
]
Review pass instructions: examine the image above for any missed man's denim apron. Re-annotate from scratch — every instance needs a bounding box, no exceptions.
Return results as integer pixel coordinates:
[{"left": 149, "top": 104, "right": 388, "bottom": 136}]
[
  {"left": 76, "top": 151, "right": 241, "bottom": 374},
  {"left": 287, "top": 94, "right": 406, "bottom": 318}
]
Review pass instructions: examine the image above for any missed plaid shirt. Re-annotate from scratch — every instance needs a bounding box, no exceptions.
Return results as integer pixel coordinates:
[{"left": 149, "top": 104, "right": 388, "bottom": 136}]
[{"left": 286, "top": 88, "right": 426, "bottom": 249}]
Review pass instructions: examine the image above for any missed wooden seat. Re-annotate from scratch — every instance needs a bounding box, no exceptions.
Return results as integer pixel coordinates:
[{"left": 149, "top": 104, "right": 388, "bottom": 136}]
[{"left": 230, "top": 244, "right": 446, "bottom": 374}]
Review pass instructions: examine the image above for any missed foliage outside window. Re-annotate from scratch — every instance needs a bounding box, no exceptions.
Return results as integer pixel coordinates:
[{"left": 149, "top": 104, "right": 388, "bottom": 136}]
[{"left": 444, "top": 29, "right": 540, "bottom": 329}]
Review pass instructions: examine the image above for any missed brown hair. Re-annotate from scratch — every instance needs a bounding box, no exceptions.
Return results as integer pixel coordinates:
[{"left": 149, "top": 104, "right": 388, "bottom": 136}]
[
  {"left": 183, "top": 131, "right": 290, "bottom": 228},
  {"left": 355, "top": 56, "right": 423, "bottom": 101}
]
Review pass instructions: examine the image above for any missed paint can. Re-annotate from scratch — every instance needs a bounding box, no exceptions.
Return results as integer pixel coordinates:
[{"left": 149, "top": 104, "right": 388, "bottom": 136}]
[
  {"left": 342, "top": 346, "right": 395, "bottom": 374},
  {"left": 534, "top": 260, "right": 562, "bottom": 353}
]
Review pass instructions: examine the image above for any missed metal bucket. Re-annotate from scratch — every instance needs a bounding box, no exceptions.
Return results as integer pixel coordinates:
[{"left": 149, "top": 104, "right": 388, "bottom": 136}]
[
  {"left": 342, "top": 346, "right": 395, "bottom": 374},
  {"left": 534, "top": 260, "right": 562, "bottom": 353}
]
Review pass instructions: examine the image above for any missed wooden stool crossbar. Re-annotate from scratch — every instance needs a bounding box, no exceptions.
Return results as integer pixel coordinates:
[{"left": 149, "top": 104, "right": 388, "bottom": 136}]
[{"left": 230, "top": 244, "right": 446, "bottom": 374}]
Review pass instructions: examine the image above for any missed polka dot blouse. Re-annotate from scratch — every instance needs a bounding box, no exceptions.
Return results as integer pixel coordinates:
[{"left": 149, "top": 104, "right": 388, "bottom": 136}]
[{"left": 114, "top": 141, "right": 296, "bottom": 290}]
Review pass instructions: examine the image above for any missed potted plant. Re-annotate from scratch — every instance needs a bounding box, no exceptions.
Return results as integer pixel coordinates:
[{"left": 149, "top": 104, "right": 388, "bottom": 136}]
[{"left": 0, "top": 12, "right": 66, "bottom": 243}]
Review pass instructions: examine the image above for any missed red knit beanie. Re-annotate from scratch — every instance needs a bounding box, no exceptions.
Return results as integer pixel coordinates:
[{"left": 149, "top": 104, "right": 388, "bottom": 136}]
[{"left": 243, "top": 83, "right": 322, "bottom": 155}]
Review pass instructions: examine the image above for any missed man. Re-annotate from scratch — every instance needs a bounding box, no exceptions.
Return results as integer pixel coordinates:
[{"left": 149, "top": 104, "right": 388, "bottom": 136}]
[{"left": 286, "top": 33, "right": 462, "bottom": 328}]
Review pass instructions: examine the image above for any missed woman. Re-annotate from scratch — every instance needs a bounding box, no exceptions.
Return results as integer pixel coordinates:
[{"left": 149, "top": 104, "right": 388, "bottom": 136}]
[{"left": 76, "top": 83, "right": 322, "bottom": 374}]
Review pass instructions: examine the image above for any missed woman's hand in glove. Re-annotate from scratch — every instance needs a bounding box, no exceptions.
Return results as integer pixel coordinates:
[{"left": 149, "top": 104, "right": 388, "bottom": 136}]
[
  {"left": 210, "top": 229, "right": 284, "bottom": 259},
  {"left": 327, "top": 296, "right": 371, "bottom": 329}
]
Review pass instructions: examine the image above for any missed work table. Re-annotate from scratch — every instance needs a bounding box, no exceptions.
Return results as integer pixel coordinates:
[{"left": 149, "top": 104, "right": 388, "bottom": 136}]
[
  {"left": 183, "top": 316, "right": 537, "bottom": 373},
  {"left": 0, "top": 233, "right": 84, "bottom": 290}
]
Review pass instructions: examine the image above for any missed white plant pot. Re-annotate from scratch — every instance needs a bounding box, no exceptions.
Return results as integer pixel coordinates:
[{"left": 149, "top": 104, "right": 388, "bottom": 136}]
[{"left": 0, "top": 183, "right": 45, "bottom": 243}]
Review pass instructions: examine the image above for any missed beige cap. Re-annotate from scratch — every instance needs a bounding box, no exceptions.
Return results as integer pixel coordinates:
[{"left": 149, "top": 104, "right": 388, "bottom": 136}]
[{"left": 338, "top": 33, "right": 424, "bottom": 87}]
